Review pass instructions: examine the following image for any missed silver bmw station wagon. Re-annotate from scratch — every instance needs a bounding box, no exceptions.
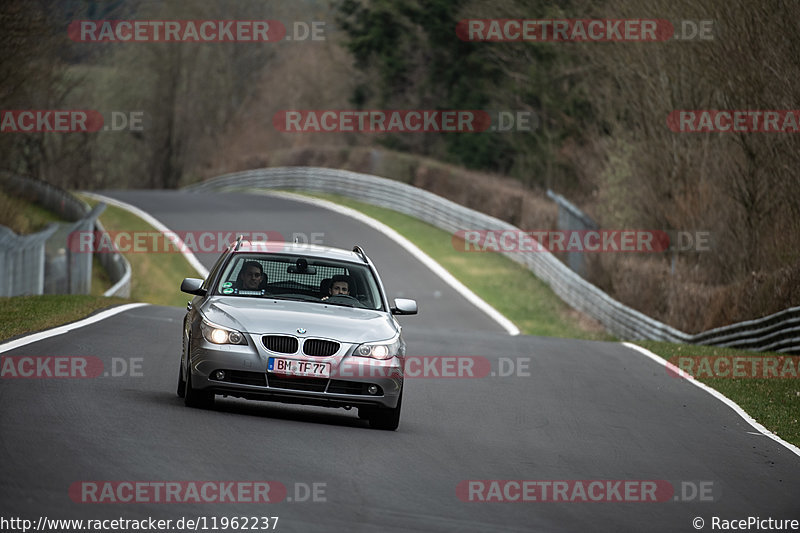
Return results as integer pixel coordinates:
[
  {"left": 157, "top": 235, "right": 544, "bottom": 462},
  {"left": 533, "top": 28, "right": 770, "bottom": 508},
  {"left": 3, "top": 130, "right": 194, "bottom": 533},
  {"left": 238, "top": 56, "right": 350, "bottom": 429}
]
[{"left": 177, "top": 238, "right": 417, "bottom": 430}]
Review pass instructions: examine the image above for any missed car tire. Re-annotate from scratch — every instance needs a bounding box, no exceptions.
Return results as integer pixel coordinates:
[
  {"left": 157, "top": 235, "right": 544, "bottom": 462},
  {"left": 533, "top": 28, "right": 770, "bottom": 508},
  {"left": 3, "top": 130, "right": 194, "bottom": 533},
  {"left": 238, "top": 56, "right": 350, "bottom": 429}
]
[
  {"left": 368, "top": 390, "right": 402, "bottom": 430},
  {"left": 184, "top": 363, "right": 215, "bottom": 409},
  {"left": 177, "top": 362, "right": 186, "bottom": 398},
  {"left": 177, "top": 331, "right": 188, "bottom": 397}
]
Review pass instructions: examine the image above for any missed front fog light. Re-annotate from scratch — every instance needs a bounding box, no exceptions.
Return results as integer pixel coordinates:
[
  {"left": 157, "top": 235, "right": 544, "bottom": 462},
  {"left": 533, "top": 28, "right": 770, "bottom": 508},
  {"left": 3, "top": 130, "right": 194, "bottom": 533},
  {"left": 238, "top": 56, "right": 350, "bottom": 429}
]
[
  {"left": 367, "top": 385, "right": 378, "bottom": 395},
  {"left": 214, "top": 370, "right": 226, "bottom": 380}
]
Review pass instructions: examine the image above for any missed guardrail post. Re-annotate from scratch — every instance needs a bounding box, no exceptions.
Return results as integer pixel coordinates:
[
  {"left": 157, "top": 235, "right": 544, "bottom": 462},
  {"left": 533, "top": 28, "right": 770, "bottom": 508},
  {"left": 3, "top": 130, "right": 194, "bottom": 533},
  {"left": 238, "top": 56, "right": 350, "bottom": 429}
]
[
  {"left": 0, "top": 224, "right": 59, "bottom": 297},
  {"left": 64, "top": 203, "right": 106, "bottom": 294}
]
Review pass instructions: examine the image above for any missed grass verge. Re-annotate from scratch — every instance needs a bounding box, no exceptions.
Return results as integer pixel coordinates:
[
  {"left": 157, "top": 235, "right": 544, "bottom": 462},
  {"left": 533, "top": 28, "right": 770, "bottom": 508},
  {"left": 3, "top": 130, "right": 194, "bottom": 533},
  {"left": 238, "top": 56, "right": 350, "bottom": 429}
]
[
  {"left": 0, "top": 189, "right": 66, "bottom": 235},
  {"left": 0, "top": 295, "right": 129, "bottom": 342},
  {"left": 91, "top": 254, "right": 113, "bottom": 295}
]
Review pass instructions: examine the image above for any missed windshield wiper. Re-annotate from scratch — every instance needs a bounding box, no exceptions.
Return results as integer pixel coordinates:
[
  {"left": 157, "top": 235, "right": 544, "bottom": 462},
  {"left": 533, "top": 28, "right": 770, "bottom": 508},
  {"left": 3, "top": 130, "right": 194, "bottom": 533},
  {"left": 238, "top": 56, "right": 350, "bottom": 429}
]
[{"left": 265, "top": 295, "right": 318, "bottom": 303}]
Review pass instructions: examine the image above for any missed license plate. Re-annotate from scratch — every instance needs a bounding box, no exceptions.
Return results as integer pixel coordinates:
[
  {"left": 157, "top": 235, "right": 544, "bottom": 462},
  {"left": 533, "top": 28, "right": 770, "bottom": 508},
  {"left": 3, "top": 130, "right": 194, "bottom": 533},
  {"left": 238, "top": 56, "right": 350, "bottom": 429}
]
[{"left": 268, "top": 357, "right": 330, "bottom": 378}]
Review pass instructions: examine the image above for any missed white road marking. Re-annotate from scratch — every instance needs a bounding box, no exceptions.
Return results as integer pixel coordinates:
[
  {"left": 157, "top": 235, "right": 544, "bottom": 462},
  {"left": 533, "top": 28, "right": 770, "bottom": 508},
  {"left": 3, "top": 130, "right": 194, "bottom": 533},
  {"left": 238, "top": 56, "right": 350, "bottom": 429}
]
[
  {"left": 623, "top": 342, "right": 800, "bottom": 459},
  {"left": 0, "top": 303, "right": 148, "bottom": 353},
  {"left": 253, "top": 190, "right": 520, "bottom": 336},
  {"left": 81, "top": 192, "right": 209, "bottom": 278}
]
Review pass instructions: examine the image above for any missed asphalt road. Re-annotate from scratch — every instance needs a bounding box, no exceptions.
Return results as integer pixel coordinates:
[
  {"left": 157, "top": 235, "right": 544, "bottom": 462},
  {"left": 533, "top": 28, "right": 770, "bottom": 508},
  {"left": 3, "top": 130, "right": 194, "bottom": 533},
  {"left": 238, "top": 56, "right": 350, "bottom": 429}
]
[{"left": 1, "top": 190, "right": 798, "bottom": 533}]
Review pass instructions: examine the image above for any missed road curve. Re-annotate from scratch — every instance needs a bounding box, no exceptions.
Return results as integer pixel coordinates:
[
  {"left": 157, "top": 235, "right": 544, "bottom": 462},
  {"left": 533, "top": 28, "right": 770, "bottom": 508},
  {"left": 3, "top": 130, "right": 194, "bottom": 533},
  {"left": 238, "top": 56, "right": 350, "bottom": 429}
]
[{"left": 1, "top": 190, "right": 798, "bottom": 532}]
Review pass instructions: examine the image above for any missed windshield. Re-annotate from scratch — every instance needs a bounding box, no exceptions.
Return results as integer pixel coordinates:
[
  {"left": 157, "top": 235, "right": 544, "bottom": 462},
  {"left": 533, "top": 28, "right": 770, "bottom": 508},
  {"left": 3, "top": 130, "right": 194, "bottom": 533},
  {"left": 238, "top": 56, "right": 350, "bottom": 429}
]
[{"left": 215, "top": 253, "right": 384, "bottom": 311}]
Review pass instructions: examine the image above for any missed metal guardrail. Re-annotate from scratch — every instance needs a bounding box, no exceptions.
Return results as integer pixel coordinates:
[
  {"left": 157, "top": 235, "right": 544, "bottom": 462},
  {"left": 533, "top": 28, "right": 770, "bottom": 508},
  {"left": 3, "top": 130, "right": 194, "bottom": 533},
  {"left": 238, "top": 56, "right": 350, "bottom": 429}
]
[
  {"left": 0, "top": 223, "right": 59, "bottom": 296},
  {"left": 43, "top": 203, "right": 105, "bottom": 295},
  {"left": 95, "top": 217, "right": 131, "bottom": 298},
  {"left": 185, "top": 166, "right": 800, "bottom": 354},
  {"left": 0, "top": 175, "right": 130, "bottom": 298},
  {"left": 547, "top": 189, "right": 598, "bottom": 277}
]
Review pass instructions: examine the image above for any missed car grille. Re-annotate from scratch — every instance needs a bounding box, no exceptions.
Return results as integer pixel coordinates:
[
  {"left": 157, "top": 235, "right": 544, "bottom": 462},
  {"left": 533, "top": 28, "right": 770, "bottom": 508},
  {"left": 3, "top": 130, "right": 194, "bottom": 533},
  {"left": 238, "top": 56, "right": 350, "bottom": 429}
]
[
  {"left": 303, "top": 339, "right": 340, "bottom": 357},
  {"left": 266, "top": 375, "right": 327, "bottom": 392},
  {"left": 262, "top": 335, "right": 299, "bottom": 353}
]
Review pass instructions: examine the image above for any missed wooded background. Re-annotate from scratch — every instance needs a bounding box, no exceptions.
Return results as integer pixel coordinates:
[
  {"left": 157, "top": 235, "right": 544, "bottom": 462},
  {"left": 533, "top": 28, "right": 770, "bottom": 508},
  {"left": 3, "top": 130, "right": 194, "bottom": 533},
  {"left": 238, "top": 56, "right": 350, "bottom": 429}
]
[{"left": 2, "top": 0, "right": 797, "bottom": 332}]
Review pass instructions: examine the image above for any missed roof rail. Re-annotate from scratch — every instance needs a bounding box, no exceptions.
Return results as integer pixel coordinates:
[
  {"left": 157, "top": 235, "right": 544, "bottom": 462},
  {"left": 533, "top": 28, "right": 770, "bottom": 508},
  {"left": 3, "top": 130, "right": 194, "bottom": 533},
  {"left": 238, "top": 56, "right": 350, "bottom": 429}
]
[
  {"left": 352, "top": 245, "right": 369, "bottom": 263},
  {"left": 234, "top": 234, "right": 245, "bottom": 251}
]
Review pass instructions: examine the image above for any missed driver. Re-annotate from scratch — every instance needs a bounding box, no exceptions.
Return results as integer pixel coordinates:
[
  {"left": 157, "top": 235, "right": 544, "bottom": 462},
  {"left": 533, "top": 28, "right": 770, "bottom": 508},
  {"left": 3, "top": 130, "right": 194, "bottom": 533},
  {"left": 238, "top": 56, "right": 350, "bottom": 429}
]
[
  {"left": 236, "top": 260, "right": 267, "bottom": 291},
  {"left": 322, "top": 274, "right": 351, "bottom": 300}
]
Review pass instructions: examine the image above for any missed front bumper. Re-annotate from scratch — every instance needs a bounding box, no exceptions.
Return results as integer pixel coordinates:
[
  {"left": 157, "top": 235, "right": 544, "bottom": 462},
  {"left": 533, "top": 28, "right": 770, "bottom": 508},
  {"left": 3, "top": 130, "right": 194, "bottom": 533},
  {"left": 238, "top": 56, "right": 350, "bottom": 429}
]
[{"left": 188, "top": 335, "right": 403, "bottom": 409}]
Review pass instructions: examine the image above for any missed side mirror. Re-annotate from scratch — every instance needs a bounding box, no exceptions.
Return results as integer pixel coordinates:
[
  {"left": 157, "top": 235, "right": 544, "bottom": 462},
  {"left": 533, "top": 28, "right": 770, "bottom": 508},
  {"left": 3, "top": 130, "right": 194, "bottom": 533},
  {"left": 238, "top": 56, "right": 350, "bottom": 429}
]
[
  {"left": 391, "top": 298, "right": 418, "bottom": 315},
  {"left": 180, "top": 278, "right": 206, "bottom": 296}
]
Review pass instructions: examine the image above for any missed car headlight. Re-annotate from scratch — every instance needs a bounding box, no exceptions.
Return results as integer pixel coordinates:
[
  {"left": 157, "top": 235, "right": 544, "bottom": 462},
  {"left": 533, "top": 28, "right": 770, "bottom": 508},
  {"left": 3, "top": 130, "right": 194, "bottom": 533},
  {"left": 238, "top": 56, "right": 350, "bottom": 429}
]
[
  {"left": 354, "top": 336, "right": 402, "bottom": 360},
  {"left": 200, "top": 318, "right": 247, "bottom": 345}
]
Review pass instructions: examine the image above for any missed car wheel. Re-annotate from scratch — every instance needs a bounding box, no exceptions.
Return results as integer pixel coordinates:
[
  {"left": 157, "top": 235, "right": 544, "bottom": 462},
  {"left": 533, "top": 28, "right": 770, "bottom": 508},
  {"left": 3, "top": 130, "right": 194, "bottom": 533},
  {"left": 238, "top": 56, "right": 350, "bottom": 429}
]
[
  {"left": 177, "top": 331, "right": 188, "bottom": 397},
  {"left": 184, "top": 362, "right": 214, "bottom": 409},
  {"left": 368, "top": 390, "right": 402, "bottom": 430},
  {"left": 177, "top": 362, "right": 186, "bottom": 398}
]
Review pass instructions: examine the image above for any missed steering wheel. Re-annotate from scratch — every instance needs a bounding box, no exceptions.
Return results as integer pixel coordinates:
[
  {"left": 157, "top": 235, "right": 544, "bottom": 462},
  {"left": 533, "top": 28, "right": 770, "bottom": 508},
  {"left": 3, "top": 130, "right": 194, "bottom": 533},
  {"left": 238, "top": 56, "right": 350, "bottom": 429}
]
[
  {"left": 333, "top": 294, "right": 357, "bottom": 300},
  {"left": 326, "top": 294, "right": 365, "bottom": 307}
]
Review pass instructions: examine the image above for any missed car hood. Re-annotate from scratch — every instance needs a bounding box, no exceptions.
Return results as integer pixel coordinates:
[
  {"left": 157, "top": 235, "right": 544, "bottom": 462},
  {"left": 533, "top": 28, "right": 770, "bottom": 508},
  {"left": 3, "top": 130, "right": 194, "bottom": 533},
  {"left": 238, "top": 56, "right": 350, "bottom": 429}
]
[{"left": 201, "top": 297, "right": 399, "bottom": 344}]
